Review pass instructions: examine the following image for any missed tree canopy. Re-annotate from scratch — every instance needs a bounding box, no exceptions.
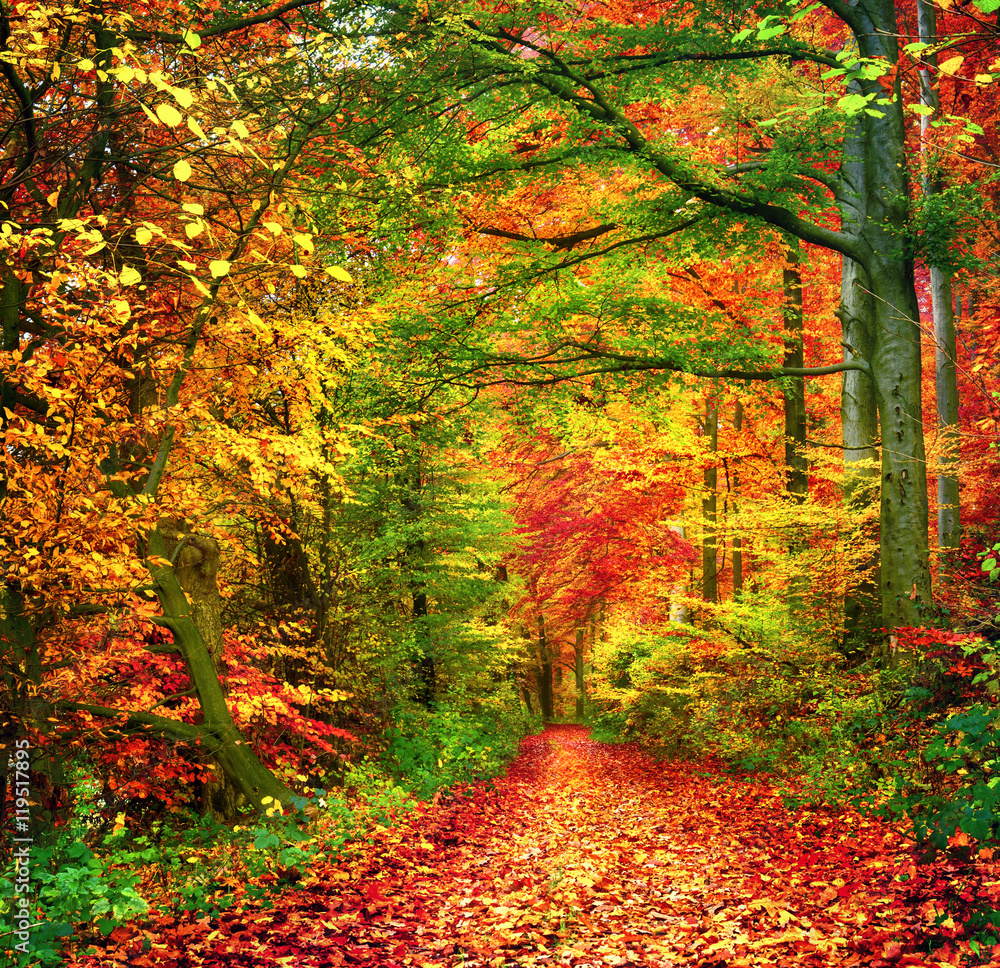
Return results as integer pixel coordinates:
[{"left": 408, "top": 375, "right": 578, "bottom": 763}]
[{"left": 3, "top": 0, "right": 1000, "bottom": 961}]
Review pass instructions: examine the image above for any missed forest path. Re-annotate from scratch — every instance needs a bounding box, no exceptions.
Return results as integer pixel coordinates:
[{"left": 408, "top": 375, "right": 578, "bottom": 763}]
[{"left": 87, "top": 725, "right": 965, "bottom": 968}]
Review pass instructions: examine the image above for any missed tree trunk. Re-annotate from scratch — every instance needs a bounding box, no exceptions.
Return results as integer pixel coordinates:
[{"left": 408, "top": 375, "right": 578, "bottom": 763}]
[
  {"left": 732, "top": 400, "right": 744, "bottom": 599},
  {"left": 403, "top": 455, "right": 435, "bottom": 707},
  {"left": 783, "top": 242, "right": 808, "bottom": 505},
  {"left": 917, "top": 0, "right": 961, "bottom": 553},
  {"left": 848, "top": 0, "right": 932, "bottom": 628},
  {"left": 837, "top": 87, "right": 883, "bottom": 652},
  {"left": 783, "top": 244, "right": 809, "bottom": 611},
  {"left": 931, "top": 268, "right": 960, "bottom": 550},
  {"left": 574, "top": 627, "right": 586, "bottom": 721},
  {"left": 702, "top": 399, "right": 719, "bottom": 606},
  {"left": 158, "top": 519, "right": 241, "bottom": 819},
  {"left": 536, "top": 615, "right": 554, "bottom": 720},
  {"left": 146, "top": 528, "right": 294, "bottom": 813}
]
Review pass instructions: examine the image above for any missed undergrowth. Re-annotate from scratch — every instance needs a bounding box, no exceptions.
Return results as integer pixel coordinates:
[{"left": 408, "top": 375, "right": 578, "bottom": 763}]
[
  {"left": 589, "top": 612, "right": 1000, "bottom": 956},
  {"left": 0, "top": 699, "right": 533, "bottom": 967}
]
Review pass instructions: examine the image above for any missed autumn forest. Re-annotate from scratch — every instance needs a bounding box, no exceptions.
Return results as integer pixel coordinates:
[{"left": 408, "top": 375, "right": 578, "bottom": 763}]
[{"left": 2, "top": 0, "right": 1000, "bottom": 963}]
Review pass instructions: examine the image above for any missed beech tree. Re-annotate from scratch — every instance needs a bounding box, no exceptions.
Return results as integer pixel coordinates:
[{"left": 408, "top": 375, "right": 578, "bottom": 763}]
[
  {"left": 333, "top": 0, "right": 998, "bottom": 635},
  {"left": 0, "top": 0, "right": 364, "bottom": 811}
]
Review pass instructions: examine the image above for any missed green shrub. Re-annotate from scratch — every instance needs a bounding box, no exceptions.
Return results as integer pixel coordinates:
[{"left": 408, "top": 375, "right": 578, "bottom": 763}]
[
  {"left": 0, "top": 769, "right": 150, "bottom": 967},
  {"left": 381, "top": 701, "right": 523, "bottom": 800}
]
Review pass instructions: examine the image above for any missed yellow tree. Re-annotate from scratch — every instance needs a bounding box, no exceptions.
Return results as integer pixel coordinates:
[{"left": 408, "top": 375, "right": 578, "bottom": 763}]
[{"left": 1, "top": 0, "right": 363, "bottom": 810}]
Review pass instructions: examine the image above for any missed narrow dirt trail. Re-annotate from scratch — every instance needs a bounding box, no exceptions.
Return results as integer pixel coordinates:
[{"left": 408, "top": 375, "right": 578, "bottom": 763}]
[{"left": 84, "top": 725, "right": 971, "bottom": 968}]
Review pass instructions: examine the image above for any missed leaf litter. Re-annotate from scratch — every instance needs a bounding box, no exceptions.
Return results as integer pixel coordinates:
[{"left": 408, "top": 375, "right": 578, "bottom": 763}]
[{"left": 71, "top": 725, "right": 1000, "bottom": 967}]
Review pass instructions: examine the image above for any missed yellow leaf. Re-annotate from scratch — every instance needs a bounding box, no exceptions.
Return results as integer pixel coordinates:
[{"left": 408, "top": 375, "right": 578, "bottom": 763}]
[
  {"left": 182, "top": 29, "right": 201, "bottom": 49},
  {"left": 975, "top": 73, "right": 993, "bottom": 86},
  {"left": 136, "top": 227, "right": 153, "bottom": 245},
  {"left": 231, "top": 119, "right": 249, "bottom": 139},
  {"left": 78, "top": 58, "right": 95, "bottom": 70},
  {"left": 110, "top": 299, "right": 131, "bottom": 320},
  {"left": 263, "top": 221, "right": 284, "bottom": 235},
  {"left": 185, "top": 221, "right": 204, "bottom": 239},
  {"left": 155, "top": 103, "right": 183, "bottom": 127},
  {"left": 209, "top": 259, "right": 231, "bottom": 278},
  {"left": 173, "top": 159, "right": 193, "bottom": 182},
  {"left": 187, "top": 116, "right": 208, "bottom": 140},
  {"left": 291, "top": 264, "right": 308, "bottom": 278},
  {"left": 293, "top": 232, "right": 314, "bottom": 254},
  {"left": 171, "top": 86, "right": 194, "bottom": 109},
  {"left": 938, "top": 55, "right": 964, "bottom": 76},
  {"left": 325, "top": 266, "right": 353, "bottom": 283},
  {"left": 119, "top": 266, "right": 142, "bottom": 286},
  {"left": 182, "top": 202, "right": 205, "bottom": 215},
  {"left": 178, "top": 259, "right": 198, "bottom": 271},
  {"left": 46, "top": 189, "right": 60, "bottom": 207}
]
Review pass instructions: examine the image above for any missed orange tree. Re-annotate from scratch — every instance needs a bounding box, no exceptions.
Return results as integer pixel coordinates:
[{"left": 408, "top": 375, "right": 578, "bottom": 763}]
[{"left": 327, "top": 0, "right": 1000, "bottom": 641}]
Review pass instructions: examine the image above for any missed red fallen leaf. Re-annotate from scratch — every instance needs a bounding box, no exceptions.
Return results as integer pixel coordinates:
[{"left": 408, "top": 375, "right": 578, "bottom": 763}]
[{"left": 882, "top": 941, "right": 903, "bottom": 962}]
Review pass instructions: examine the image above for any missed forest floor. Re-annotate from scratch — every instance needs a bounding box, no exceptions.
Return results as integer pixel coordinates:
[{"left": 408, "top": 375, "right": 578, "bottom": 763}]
[{"left": 73, "top": 725, "right": 999, "bottom": 968}]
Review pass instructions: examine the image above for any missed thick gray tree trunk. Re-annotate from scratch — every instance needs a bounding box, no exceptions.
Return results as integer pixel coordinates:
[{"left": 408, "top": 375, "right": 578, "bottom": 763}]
[{"left": 838, "top": 0, "right": 932, "bottom": 628}]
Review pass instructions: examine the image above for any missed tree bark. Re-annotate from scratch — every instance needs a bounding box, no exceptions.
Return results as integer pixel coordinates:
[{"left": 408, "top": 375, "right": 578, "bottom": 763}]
[
  {"left": 783, "top": 244, "right": 809, "bottom": 611},
  {"left": 783, "top": 242, "right": 808, "bottom": 505},
  {"left": 158, "top": 519, "right": 242, "bottom": 818},
  {"left": 732, "top": 400, "right": 744, "bottom": 599},
  {"left": 916, "top": 0, "right": 961, "bottom": 553},
  {"left": 403, "top": 453, "right": 435, "bottom": 707},
  {"left": 702, "top": 399, "right": 719, "bottom": 606},
  {"left": 574, "top": 627, "right": 586, "bottom": 721},
  {"left": 849, "top": 0, "right": 932, "bottom": 627},
  {"left": 536, "top": 615, "right": 554, "bottom": 720},
  {"left": 837, "top": 83, "right": 883, "bottom": 652},
  {"left": 146, "top": 528, "right": 294, "bottom": 812}
]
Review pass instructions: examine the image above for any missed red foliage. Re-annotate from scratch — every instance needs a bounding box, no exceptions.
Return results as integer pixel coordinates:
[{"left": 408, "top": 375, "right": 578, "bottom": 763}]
[{"left": 66, "top": 726, "right": 994, "bottom": 967}]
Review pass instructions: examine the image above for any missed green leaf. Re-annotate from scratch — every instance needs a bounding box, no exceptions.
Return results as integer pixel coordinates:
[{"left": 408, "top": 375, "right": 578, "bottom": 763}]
[
  {"left": 789, "top": 2, "right": 823, "bottom": 23},
  {"left": 758, "top": 24, "right": 787, "bottom": 39},
  {"left": 837, "top": 92, "right": 871, "bottom": 115}
]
